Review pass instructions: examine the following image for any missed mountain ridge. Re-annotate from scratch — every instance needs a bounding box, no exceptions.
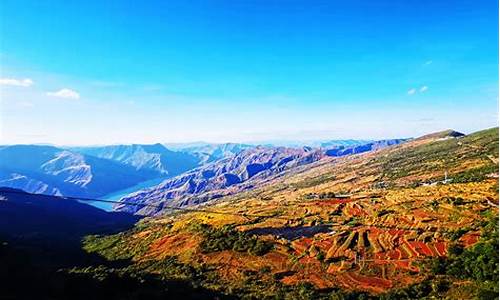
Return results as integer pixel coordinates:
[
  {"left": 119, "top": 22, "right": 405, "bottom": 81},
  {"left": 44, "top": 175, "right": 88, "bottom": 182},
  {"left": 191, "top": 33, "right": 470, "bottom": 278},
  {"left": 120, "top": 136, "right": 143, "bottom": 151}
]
[{"left": 117, "top": 138, "right": 408, "bottom": 215}]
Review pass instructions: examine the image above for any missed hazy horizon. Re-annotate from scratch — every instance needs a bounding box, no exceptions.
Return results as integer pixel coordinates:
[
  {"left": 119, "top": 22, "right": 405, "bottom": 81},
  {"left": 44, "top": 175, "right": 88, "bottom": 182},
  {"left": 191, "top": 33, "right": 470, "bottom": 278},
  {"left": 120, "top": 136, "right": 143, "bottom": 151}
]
[{"left": 0, "top": 126, "right": 493, "bottom": 147}]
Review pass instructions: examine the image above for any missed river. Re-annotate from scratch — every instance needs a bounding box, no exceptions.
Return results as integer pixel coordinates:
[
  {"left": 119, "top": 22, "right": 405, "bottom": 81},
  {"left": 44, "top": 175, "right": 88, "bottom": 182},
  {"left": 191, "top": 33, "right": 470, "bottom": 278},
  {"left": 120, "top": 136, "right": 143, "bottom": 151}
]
[{"left": 84, "top": 177, "right": 168, "bottom": 211}]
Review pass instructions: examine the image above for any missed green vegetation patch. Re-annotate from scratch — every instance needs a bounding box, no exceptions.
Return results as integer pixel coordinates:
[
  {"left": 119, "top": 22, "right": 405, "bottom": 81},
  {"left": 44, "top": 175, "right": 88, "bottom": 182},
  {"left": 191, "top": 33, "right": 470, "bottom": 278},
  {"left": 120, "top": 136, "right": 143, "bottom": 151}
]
[
  {"left": 83, "top": 223, "right": 173, "bottom": 261},
  {"left": 451, "top": 164, "right": 499, "bottom": 183},
  {"left": 83, "top": 234, "right": 133, "bottom": 260},
  {"left": 431, "top": 213, "right": 499, "bottom": 297},
  {"left": 190, "top": 223, "right": 273, "bottom": 256}
]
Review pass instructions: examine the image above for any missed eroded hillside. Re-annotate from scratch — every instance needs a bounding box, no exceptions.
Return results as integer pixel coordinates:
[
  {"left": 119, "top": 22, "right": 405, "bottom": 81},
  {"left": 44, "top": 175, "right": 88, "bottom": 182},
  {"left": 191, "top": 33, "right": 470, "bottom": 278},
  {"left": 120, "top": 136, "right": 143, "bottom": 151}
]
[{"left": 116, "top": 138, "right": 407, "bottom": 215}]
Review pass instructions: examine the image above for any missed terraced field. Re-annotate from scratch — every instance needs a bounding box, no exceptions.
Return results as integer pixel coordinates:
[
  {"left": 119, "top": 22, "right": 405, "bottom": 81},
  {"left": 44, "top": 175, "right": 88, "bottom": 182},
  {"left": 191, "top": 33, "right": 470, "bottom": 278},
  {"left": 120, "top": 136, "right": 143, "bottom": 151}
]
[{"left": 81, "top": 128, "right": 499, "bottom": 299}]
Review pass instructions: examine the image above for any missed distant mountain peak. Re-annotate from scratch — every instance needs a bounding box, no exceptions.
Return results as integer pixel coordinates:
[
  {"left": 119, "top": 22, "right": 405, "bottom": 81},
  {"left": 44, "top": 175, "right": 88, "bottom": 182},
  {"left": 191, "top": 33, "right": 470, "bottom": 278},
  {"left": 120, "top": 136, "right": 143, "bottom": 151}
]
[{"left": 417, "top": 129, "right": 465, "bottom": 140}]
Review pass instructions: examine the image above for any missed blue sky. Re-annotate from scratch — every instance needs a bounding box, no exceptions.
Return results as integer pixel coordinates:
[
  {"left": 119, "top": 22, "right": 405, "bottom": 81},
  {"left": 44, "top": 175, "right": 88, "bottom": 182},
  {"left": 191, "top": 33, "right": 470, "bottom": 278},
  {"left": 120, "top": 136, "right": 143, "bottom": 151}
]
[{"left": 0, "top": 0, "right": 498, "bottom": 145}]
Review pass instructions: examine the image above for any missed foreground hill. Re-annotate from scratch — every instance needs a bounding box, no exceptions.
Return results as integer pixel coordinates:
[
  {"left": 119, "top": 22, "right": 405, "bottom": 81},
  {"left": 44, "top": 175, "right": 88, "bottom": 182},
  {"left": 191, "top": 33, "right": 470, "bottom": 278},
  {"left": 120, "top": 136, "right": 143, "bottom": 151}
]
[
  {"left": 81, "top": 128, "right": 498, "bottom": 299},
  {"left": 117, "top": 139, "right": 407, "bottom": 215},
  {"left": 0, "top": 187, "right": 139, "bottom": 242}
]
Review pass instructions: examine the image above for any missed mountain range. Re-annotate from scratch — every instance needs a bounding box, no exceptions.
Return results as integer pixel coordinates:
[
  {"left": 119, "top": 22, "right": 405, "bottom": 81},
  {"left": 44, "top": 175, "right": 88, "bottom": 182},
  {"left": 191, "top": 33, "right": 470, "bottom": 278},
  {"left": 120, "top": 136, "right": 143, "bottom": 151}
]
[
  {"left": 0, "top": 145, "right": 157, "bottom": 197},
  {"left": 0, "top": 139, "right": 407, "bottom": 203},
  {"left": 116, "top": 139, "right": 408, "bottom": 215},
  {"left": 70, "top": 143, "right": 200, "bottom": 176},
  {"left": 0, "top": 144, "right": 196, "bottom": 198},
  {"left": 164, "top": 142, "right": 255, "bottom": 164}
]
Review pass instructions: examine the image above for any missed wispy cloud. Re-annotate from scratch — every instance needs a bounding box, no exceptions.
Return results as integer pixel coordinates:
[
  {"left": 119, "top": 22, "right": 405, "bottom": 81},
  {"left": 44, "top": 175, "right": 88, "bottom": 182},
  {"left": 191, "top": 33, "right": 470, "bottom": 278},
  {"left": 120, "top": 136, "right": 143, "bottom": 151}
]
[
  {"left": 47, "top": 88, "right": 80, "bottom": 99},
  {"left": 408, "top": 86, "right": 429, "bottom": 95},
  {"left": 0, "top": 78, "right": 34, "bottom": 87},
  {"left": 424, "top": 60, "right": 433, "bottom": 66}
]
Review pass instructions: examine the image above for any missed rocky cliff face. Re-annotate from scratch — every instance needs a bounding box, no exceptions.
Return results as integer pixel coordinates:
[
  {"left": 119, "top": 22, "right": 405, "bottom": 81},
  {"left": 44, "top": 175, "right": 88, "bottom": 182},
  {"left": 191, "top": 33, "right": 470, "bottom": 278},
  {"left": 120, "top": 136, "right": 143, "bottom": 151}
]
[
  {"left": 0, "top": 173, "right": 62, "bottom": 196},
  {"left": 71, "top": 143, "right": 200, "bottom": 177},
  {"left": 0, "top": 145, "right": 158, "bottom": 198},
  {"left": 116, "top": 146, "right": 326, "bottom": 214},
  {"left": 117, "top": 139, "right": 408, "bottom": 215},
  {"left": 0, "top": 139, "right": 408, "bottom": 210}
]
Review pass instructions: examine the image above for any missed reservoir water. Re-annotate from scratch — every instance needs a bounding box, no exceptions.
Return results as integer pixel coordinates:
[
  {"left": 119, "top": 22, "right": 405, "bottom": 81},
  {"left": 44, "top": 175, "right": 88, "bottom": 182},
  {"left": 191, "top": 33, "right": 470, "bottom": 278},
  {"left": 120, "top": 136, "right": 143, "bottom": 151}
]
[{"left": 83, "top": 177, "right": 168, "bottom": 211}]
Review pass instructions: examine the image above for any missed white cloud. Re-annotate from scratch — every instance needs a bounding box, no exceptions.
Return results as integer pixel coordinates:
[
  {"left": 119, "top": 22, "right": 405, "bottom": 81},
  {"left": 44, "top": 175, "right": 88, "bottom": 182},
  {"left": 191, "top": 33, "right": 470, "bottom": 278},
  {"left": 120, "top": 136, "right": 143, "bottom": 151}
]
[
  {"left": 46, "top": 88, "right": 80, "bottom": 99},
  {"left": 408, "top": 86, "right": 428, "bottom": 95},
  {"left": 424, "top": 60, "right": 433, "bottom": 66},
  {"left": 0, "top": 78, "right": 34, "bottom": 87}
]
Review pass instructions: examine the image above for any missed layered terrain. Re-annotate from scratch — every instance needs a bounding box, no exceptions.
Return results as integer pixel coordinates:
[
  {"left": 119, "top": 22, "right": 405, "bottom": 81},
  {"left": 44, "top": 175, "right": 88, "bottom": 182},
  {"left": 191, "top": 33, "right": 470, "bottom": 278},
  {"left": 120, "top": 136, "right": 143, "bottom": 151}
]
[
  {"left": 0, "top": 140, "right": 397, "bottom": 202},
  {"left": 77, "top": 128, "right": 498, "bottom": 299},
  {"left": 71, "top": 143, "right": 200, "bottom": 176},
  {"left": 0, "top": 145, "right": 161, "bottom": 197},
  {"left": 0, "top": 144, "right": 200, "bottom": 199},
  {"left": 117, "top": 139, "right": 407, "bottom": 215}
]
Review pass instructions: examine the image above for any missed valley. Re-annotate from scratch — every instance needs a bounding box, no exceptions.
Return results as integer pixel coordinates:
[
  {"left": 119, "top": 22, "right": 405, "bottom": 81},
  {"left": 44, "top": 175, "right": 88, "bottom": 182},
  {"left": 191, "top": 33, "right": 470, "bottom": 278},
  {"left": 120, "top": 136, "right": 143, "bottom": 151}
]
[{"left": 93, "top": 177, "right": 171, "bottom": 211}]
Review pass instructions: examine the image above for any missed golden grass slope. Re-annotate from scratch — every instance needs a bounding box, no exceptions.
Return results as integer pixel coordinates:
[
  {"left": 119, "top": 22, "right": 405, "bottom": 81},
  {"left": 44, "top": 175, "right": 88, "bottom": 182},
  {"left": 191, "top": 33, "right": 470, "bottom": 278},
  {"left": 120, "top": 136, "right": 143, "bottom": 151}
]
[{"left": 82, "top": 128, "right": 499, "bottom": 297}]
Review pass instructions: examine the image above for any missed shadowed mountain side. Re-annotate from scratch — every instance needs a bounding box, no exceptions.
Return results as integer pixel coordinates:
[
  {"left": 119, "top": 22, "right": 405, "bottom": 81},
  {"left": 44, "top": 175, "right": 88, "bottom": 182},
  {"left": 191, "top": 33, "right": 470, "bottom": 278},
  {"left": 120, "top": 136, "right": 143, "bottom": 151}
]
[
  {"left": 0, "top": 187, "right": 139, "bottom": 241},
  {"left": 0, "top": 187, "right": 140, "bottom": 271},
  {"left": 1, "top": 244, "right": 235, "bottom": 300},
  {"left": 0, "top": 188, "right": 233, "bottom": 300}
]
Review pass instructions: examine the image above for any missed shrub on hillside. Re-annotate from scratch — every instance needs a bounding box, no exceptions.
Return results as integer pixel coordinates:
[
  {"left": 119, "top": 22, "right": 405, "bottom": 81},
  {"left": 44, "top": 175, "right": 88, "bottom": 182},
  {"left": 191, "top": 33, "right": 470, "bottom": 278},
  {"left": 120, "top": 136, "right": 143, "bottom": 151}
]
[
  {"left": 192, "top": 224, "right": 273, "bottom": 256},
  {"left": 430, "top": 214, "right": 499, "bottom": 295},
  {"left": 452, "top": 164, "right": 498, "bottom": 183}
]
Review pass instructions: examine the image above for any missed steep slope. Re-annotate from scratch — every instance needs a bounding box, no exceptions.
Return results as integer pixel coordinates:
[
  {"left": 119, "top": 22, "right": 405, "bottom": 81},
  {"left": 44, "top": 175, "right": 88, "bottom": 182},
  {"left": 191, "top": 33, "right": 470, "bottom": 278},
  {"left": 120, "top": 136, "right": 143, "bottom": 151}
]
[
  {"left": 116, "top": 146, "right": 325, "bottom": 214},
  {"left": 118, "top": 139, "right": 407, "bottom": 215},
  {"left": 71, "top": 143, "right": 200, "bottom": 177},
  {"left": 0, "top": 187, "right": 139, "bottom": 241},
  {"left": 0, "top": 145, "right": 159, "bottom": 198},
  {"left": 0, "top": 188, "right": 165, "bottom": 300},
  {"left": 83, "top": 128, "right": 498, "bottom": 299}
]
